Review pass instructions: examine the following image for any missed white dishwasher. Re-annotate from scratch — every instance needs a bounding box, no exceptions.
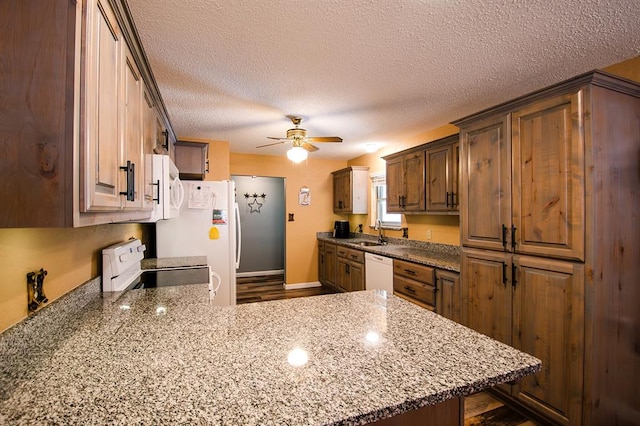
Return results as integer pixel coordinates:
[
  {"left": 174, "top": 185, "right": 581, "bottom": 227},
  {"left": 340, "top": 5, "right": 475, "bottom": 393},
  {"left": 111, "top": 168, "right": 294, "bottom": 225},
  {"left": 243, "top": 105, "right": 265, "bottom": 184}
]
[{"left": 365, "top": 252, "right": 394, "bottom": 294}]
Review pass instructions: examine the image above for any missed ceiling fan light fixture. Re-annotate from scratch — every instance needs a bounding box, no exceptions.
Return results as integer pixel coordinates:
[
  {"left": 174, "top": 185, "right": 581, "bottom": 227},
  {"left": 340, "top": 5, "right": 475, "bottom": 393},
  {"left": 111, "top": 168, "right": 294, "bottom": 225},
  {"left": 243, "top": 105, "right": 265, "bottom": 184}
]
[{"left": 287, "top": 146, "right": 308, "bottom": 163}]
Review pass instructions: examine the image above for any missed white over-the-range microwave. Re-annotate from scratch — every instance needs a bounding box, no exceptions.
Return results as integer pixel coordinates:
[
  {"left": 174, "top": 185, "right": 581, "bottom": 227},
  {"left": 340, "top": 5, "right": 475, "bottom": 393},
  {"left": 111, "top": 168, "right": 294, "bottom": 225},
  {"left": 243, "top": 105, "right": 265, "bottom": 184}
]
[{"left": 141, "top": 154, "right": 184, "bottom": 222}]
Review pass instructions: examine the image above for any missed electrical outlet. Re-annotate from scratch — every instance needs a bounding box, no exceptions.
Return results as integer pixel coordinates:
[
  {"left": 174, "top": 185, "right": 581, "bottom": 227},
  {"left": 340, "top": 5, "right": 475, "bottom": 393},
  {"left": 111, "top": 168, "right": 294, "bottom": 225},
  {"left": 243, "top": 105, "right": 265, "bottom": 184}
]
[{"left": 426, "top": 230, "right": 432, "bottom": 240}]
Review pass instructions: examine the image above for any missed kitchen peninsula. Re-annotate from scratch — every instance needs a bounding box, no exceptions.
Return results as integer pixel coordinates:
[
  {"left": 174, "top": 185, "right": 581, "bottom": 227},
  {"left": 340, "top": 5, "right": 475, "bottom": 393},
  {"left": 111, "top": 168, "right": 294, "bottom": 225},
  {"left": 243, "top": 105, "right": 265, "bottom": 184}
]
[{"left": 0, "top": 280, "right": 540, "bottom": 425}]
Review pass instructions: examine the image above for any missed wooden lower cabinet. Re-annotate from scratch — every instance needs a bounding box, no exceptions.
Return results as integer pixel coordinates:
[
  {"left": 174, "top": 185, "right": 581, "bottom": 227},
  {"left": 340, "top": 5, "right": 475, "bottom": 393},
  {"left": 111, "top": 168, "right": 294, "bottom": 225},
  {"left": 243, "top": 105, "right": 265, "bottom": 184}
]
[
  {"left": 461, "top": 248, "right": 584, "bottom": 425},
  {"left": 336, "top": 246, "right": 365, "bottom": 292},
  {"left": 323, "top": 243, "right": 337, "bottom": 289},
  {"left": 435, "top": 270, "right": 460, "bottom": 323}
]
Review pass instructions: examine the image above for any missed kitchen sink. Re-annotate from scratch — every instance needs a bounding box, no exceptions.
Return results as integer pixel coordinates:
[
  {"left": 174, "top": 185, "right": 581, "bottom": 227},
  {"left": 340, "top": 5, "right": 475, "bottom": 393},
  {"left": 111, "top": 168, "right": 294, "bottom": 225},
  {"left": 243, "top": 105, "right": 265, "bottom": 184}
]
[{"left": 358, "top": 241, "right": 386, "bottom": 247}]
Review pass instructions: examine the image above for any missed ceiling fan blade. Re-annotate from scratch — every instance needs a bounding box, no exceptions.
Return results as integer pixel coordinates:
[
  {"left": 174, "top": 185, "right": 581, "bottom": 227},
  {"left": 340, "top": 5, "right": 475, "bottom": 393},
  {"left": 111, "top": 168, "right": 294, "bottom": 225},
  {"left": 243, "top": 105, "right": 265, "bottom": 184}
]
[
  {"left": 301, "top": 142, "right": 319, "bottom": 152},
  {"left": 256, "top": 140, "right": 288, "bottom": 148},
  {"left": 267, "top": 136, "right": 291, "bottom": 141},
  {"left": 307, "top": 136, "right": 342, "bottom": 143}
]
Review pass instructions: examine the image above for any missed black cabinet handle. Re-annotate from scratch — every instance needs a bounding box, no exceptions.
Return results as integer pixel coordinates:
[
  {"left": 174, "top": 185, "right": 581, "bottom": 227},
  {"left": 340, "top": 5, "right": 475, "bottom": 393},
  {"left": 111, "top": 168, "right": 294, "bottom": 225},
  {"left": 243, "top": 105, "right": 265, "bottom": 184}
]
[
  {"left": 512, "top": 263, "right": 518, "bottom": 287},
  {"left": 404, "top": 286, "right": 416, "bottom": 294},
  {"left": 502, "top": 262, "right": 508, "bottom": 286},
  {"left": 346, "top": 264, "right": 350, "bottom": 274},
  {"left": 338, "top": 200, "right": 343, "bottom": 209},
  {"left": 119, "top": 161, "right": 135, "bottom": 201},
  {"left": 151, "top": 179, "right": 160, "bottom": 204},
  {"left": 404, "top": 269, "right": 416, "bottom": 275},
  {"left": 502, "top": 224, "right": 508, "bottom": 250},
  {"left": 161, "top": 130, "right": 169, "bottom": 150},
  {"left": 446, "top": 192, "right": 451, "bottom": 208},
  {"left": 511, "top": 225, "right": 517, "bottom": 250}
]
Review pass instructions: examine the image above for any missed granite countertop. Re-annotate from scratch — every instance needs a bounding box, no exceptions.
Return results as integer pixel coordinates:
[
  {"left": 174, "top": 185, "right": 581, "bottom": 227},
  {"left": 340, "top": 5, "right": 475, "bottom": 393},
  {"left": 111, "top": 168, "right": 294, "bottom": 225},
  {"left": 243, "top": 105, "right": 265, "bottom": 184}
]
[
  {"left": 317, "top": 232, "right": 461, "bottom": 272},
  {"left": 0, "top": 279, "right": 540, "bottom": 425}
]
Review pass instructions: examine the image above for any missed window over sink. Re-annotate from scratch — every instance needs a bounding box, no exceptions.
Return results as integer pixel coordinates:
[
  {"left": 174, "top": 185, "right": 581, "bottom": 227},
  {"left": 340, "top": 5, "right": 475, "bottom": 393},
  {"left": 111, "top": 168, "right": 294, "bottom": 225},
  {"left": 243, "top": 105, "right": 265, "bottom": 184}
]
[{"left": 371, "top": 172, "right": 401, "bottom": 228}]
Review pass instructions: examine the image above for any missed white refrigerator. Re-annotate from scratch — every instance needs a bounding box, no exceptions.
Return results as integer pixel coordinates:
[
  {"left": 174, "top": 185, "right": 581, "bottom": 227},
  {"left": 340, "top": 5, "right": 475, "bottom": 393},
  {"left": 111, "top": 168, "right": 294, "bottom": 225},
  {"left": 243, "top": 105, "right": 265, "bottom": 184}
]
[{"left": 156, "top": 180, "right": 240, "bottom": 306}]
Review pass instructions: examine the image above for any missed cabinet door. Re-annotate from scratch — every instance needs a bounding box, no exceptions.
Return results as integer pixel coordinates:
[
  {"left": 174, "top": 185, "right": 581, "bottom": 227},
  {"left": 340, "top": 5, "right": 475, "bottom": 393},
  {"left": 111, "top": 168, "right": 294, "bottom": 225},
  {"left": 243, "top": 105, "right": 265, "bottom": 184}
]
[
  {"left": 141, "top": 87, "right": 156, "bottom": 211},
  {"left": 403, "top": 151, "right": 426, "bottom": 211},
  {"left": 461, "top": 248, "right": 512, "bottom": 346},
  {"left": 460, "top": 115, "right": 511, "bottom": 250},
  {"left": 317, "top": 242, "right": 325, "bottom": 284},
  {"left": 333, "top": 171, "right": 351, "bottom": 213},
  {"left": 426, "top": 144, "right": 452, "bottom": 212},
  {"left": 174, "top": 141, "right": 208, "bottom": 180},
  {"left": 350, "top": 262, "right": 364, "bottom": 292},
  {"left": 82, "top": 0, "right": 122, "bottom": 211},
  {"left": 121, "top": 45, "right": 143, "bottom": 210},
  {"left": 451, "top": 141, "right": 460, "bottom": 212},
  {"left": 0, "top": 0, "right": 76, "bottom": 227},
  {"left": 324, "top": 243, "right": 336, "bottom": 288},
  {"left": 436, "top": 270, "right": 460, "bottom": 322},
  {"left": 336, "top": 258, "right": 350, "bottom": 292},
  {"left": 512, "top": 93, "right": 585, "bottom": 261},
  {"left": 512, "top": 256, "right": 584, "bottom": 425},
  {"left": 385, "top": 156, "right": 403, "bottom": 212}
]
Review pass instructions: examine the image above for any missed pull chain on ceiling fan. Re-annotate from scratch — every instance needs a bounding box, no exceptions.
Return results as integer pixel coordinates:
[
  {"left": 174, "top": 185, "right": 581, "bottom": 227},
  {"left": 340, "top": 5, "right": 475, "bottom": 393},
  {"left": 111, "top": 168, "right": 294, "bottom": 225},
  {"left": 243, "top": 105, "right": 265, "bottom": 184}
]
[{"left": 256, "top": 116, "right": 342, "bottom": 162}]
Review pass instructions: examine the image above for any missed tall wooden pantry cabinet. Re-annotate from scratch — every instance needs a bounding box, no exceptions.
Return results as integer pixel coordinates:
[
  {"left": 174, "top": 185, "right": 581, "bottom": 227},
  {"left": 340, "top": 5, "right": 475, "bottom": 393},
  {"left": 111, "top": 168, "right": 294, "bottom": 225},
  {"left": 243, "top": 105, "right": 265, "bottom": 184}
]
[{"left": 453, "top": 71, "right": 639, "bottom": 426}]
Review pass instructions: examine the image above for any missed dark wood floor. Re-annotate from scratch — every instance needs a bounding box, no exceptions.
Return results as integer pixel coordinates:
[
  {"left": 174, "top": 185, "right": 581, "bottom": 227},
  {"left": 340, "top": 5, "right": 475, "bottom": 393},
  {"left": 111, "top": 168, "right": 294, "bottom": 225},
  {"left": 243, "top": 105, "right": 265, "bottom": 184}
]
[
  {"left": 236, "top": 275, "right": 538, "bottom": 425},
  {"left": 236, "top": 274, "right": 335, "bottom": 304}
]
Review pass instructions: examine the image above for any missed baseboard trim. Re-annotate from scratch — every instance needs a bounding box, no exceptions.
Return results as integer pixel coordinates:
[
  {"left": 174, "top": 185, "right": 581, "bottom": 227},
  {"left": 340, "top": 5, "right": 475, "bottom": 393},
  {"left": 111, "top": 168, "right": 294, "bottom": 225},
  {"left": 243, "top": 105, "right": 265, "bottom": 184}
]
[
  {"left": 237, "top": 269, "right": 285, "bottom": 278},
  {"left": 284, "top": 281, "right": 322, "bottom": 290}
]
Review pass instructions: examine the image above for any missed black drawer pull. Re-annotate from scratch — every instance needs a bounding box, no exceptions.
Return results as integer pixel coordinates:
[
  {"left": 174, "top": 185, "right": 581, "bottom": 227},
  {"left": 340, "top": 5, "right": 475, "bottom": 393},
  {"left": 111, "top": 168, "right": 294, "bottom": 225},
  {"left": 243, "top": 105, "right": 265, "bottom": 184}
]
[
  {"left": 404, "top": 286, "right": 416, "bottom": 294},
  {"left": 404, "top": 269, "right": 416, "bottom": 275}
]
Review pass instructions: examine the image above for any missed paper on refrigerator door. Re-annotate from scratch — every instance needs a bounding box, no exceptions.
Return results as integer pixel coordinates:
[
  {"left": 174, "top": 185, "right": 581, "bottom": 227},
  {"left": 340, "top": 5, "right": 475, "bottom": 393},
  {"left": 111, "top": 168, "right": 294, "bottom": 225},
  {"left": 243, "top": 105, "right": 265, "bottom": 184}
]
[{"left": 187, "top": 184, "right": 215, "bottom": 209}]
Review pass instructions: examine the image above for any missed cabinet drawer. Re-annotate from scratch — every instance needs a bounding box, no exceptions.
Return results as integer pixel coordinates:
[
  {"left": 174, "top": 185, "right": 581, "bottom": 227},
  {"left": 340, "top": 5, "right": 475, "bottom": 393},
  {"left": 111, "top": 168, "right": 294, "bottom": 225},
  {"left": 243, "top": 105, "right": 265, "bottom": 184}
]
[
  {"left": 337, "top": 247, "right": 364, "bottom": 263},
  {"left": 394, "top": 275, "right": 436, "bottom": 307},
  {"left": 393, "top": 260, "right": 434, "bottom": 284}
]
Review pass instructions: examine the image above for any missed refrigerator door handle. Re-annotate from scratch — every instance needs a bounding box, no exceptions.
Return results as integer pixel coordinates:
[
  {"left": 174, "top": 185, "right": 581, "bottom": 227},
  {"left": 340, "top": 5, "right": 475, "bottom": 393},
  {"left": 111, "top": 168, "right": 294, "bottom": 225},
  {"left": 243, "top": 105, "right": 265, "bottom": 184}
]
[{"left": 234, "top": 202, "right": 241, "bottom": 269}]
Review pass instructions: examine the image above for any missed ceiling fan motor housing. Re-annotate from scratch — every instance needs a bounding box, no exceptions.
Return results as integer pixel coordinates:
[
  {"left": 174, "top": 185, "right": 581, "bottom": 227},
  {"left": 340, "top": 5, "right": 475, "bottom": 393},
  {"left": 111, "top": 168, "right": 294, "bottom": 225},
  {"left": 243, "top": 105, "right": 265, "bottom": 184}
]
[{"left": 286, "top": 128, "right": 307, "bottom": 140}]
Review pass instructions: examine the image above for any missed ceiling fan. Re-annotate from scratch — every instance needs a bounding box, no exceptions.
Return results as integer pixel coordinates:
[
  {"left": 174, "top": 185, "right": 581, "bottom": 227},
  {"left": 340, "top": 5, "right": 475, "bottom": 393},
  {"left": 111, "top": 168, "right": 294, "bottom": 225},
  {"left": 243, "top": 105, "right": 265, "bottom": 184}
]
[{"left": 256, "top": 116, "right": 342, "bottom": 162}]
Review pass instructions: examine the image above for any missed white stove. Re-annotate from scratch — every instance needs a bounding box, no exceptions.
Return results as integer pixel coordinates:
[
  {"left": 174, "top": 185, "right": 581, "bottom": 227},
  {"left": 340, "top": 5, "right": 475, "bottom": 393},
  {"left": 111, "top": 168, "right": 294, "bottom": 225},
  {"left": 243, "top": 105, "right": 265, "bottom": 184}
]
[{"left": 101, "top": 239, "right": 220, "bottom": 298}]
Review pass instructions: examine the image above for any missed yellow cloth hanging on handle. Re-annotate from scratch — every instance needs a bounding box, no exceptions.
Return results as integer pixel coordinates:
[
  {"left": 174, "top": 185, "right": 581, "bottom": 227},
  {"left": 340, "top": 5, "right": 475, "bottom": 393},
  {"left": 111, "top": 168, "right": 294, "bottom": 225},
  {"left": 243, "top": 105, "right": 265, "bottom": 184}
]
[{"left": 209, "top": 227, "right": 220, "bottom": 240}]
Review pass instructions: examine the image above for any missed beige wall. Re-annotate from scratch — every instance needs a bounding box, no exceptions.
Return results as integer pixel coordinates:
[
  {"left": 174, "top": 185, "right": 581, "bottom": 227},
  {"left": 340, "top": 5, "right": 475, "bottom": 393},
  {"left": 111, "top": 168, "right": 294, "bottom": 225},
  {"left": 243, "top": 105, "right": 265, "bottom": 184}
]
[
  {"left": 0, "top": 224, "right": 143, "bottom": 333},
  {"left": 230, "top": 153, "right": 347, "bottom": 285}
]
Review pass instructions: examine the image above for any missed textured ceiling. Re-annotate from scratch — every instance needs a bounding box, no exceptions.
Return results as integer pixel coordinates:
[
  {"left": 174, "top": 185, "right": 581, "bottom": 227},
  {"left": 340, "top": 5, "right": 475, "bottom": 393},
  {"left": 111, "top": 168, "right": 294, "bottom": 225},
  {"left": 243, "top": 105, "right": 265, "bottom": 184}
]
[{"left": 128, "top": 0, "right": 640, "bottom": 160}]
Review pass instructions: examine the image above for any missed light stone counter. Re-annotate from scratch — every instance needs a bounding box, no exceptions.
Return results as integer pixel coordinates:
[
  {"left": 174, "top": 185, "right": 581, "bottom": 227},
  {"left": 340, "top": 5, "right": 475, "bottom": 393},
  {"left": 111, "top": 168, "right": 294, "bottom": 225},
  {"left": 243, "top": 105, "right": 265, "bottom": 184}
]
[
  {"left": 317, "top": 232, "right": 461, "bottom": 272},
  {"left": 0, "top": 279, "right": 540, "bottom": 425}
]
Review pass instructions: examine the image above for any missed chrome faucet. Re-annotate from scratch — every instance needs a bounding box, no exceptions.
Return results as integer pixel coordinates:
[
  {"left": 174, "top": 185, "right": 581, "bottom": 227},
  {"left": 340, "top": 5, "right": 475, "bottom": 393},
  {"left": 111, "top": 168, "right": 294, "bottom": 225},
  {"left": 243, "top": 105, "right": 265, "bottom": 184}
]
[{"left": 374, "top": 219, "right": 387, "bottom": 244}]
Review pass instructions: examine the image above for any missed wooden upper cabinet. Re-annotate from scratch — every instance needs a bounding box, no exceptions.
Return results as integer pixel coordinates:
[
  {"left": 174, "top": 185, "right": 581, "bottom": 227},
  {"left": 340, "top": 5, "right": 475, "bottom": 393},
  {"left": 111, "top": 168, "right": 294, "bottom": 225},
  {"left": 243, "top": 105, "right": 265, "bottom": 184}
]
[
  {"left": 384, "top": 134, "right": 459, "bottom": 214},
  {"left": 0, "top": 0, "right": 76, "bottom": 227},
  {"left": 82, "top": 0, "right": 123, "bottom": 211},
  {"left": 459, "top": 93, "right": 585, "bottom": 261},
  {"left": 512, "top": 94, "right": 585, "bottom": 261},
  {"left": 459, "top": 115, "right": 511, "bottom": 251},
  {"left": 331, "top": 166, "right": 368, "bottom": 214},
  {"left": 141, "top": 87, "right": 157, "bottom": 211},
  {"left": 425, "top": 135, "right": 460, "bottom": 213},
  {"left": 121, "top": 45, "right": 144, "bottom": 210},
  {"left": 0, "top": 0, "right": 173, "bottom": 227},
  {"left": 174, "top": 141, "right": 209, "bottom": 180},
  {"left": 384, "top": 149, "right": 426, "bottom": 213}
]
